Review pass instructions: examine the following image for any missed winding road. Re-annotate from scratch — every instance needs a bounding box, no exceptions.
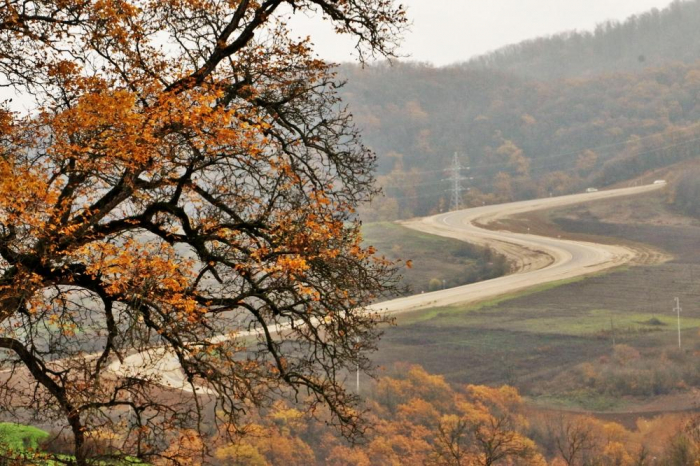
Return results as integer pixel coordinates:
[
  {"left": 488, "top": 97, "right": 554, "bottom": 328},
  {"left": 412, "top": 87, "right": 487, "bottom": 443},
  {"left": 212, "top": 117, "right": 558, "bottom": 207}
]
[
  {"left": 110, "top": 183, "right": 668, "bottom": 391},
  {"left": 369, "top": 182, "right": 667, "bottom": 315}
]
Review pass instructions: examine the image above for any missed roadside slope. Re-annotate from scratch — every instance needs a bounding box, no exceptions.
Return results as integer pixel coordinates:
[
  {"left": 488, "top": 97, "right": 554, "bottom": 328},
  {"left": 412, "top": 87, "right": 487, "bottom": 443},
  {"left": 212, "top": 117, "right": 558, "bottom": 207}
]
[{"left": 369, "top": 183, "right": 669, "bottom": 315}]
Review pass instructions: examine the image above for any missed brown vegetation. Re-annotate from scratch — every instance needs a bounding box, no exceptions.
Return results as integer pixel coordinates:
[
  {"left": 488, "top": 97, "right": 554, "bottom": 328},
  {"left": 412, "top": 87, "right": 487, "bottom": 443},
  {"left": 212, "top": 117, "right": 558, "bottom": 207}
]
[{"left": 177, "top": 364, "right": 700, "bottom": 465}]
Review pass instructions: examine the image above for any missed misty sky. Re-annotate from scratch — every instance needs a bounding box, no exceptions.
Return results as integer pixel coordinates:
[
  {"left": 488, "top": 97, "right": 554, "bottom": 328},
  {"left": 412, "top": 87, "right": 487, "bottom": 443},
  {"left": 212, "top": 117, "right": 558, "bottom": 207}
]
[
  {"left": 0, "top": 0, "right": 680, "bottom": 110},
  {"left": 290, "top": 0, "right": 678, "bottom": 66}
]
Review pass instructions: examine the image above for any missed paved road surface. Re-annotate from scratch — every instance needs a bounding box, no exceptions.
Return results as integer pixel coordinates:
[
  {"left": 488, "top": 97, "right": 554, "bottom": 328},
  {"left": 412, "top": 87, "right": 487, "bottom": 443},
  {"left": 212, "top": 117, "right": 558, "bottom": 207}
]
[
  {"left": 111, "top": 183, "right": 667, "bottom": 391},
  {"left": 369, "top": 183, "right": 666, "bottom": 314}
]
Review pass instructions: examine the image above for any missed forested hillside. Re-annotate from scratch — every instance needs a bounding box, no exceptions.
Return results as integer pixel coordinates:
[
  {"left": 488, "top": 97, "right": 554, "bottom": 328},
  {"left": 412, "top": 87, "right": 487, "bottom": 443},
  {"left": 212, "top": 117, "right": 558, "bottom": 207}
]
[
  {"left": 467, "top": 0, "right": 700, "bottom": 81},
  {"left": 341, "top": 2, "right": 700, "bottom": 220}
]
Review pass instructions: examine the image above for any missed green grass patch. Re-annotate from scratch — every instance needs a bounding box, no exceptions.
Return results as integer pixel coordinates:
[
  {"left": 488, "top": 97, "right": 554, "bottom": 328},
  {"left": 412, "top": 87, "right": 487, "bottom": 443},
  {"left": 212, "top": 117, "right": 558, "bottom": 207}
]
[
  {"left": 468, "top": 277, "right": 590, "bottom": 311},
  {"left": 0, "top": 423, "right": 148, "bottom": 465},
  {"left": 489, "top": 309, "right": 700, "bottom": 336},
  {"left": 396, "top": 267, "right": 696, "bottom": 339},
  {"left": 0, "top": 422, "right": 49, "bottom": 452},
  {"left": 402, "top": 302, "right": 700, "bottom": 336}
]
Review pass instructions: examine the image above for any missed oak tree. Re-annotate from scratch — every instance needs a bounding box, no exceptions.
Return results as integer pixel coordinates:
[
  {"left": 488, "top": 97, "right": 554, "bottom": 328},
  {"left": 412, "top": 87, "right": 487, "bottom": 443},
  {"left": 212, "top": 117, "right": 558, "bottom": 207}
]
[{"left": 0, "top": 0, "right": 406, "bottom": 463}]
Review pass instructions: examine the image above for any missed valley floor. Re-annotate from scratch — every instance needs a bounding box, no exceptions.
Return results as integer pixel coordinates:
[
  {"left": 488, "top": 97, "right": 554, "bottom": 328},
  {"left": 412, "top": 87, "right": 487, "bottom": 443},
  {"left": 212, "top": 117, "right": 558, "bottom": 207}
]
[{"left": 371, "top": 187, "right": 700, "bottom": 419}]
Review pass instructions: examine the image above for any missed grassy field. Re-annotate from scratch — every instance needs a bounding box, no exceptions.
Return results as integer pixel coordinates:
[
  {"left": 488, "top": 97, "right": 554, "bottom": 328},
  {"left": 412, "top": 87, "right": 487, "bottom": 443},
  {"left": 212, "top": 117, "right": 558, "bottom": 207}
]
[
  {"left": 362, "top": 222, "right": 507, "bottom": 294},
  {"left": 372, "top": 190, "right": 700, "bottom": 413},
  {"left": 375, "top": 264, "right": 700, "bottom": 410},
  {"left": 0, "top": 422, "right": 49, "bottom": 452}
]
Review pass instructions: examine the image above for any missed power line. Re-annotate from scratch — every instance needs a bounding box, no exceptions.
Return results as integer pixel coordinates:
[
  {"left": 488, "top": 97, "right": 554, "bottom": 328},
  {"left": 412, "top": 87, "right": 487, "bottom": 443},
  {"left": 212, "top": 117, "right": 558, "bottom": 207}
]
[
  {"left": 388, "top": 122, "right": 700, "bottom": 177},
  {"left": 379, "top": 130, "right": 700, "bottom": 197},
  {"left": 388, "top": 190, "right": 448, "bottom": 200}
]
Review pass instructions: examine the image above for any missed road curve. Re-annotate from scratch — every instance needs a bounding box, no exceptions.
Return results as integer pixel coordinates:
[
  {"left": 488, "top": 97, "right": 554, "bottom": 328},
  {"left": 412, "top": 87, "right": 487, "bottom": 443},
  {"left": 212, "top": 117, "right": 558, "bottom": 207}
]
[
  {"left": 368, "top": 183, "right": 667, "bottom": 315},
  {"left": 111, "top": 183, "right": 667, "bottom": 391}
]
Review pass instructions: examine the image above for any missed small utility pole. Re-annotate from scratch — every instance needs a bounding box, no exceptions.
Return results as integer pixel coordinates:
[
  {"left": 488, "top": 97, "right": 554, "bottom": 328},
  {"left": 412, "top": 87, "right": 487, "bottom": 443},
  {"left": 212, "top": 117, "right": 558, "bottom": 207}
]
[
  {"left": 610, "top": 317, "right": 615, "bottom": 347},
  {"left": 645, "top": 269, "right": 654, "bottom": 318},
  {"left": 673, "top": 297, "right": 682, "bottom": 349}
]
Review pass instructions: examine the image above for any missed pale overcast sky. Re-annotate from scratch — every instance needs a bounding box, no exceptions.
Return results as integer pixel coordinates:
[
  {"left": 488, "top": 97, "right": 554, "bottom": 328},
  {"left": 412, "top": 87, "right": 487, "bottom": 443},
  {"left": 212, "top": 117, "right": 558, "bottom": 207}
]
[
  {"left": 0, "top": 0, "right": 680, "bottom": 110},
  {"left": 290, "top": 0, "right": 678, "bottom": 66}
]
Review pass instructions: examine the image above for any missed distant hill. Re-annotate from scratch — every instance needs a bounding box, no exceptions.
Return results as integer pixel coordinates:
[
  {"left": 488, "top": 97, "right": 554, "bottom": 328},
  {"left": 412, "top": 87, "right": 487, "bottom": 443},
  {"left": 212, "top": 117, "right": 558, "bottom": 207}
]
[
  {"left": 341, "top": 60, "right": 700, "bottom": 219},
  {"left": 467, "top": 0, "right": 700, "bottom": 80},
  {"left": 340, "top": 1, "right": 700, "bottom": 220}
]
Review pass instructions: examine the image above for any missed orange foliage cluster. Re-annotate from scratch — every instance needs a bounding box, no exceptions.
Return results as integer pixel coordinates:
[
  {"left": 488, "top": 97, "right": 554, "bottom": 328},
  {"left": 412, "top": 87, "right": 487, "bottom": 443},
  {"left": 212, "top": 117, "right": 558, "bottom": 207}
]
[
  {"left": 204, "top": 365, "right": 544, "bottom": 465},
  {"left": 0, "top": 0, "right": 408, "bottom": 464},
  {"left": 196, "top": 364, "right": 700, "bottom": 466}
]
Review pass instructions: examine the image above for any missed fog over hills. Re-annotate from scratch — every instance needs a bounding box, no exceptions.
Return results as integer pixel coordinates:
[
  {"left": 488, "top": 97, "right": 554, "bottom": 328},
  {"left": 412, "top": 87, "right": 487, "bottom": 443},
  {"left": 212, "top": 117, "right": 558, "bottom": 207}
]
[
  {"left": 467, "top": 0, "right": 700, "bottom": 80},
  {"left": 339, "top": 0, "right": 700, "bottom": 220}
]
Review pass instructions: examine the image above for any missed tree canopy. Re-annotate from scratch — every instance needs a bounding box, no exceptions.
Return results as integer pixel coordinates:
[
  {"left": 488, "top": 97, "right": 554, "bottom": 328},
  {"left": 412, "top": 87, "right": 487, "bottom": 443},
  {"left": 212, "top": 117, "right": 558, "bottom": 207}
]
[{"left": 0, "top": 1, "right": 405, "bottom": 463}]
